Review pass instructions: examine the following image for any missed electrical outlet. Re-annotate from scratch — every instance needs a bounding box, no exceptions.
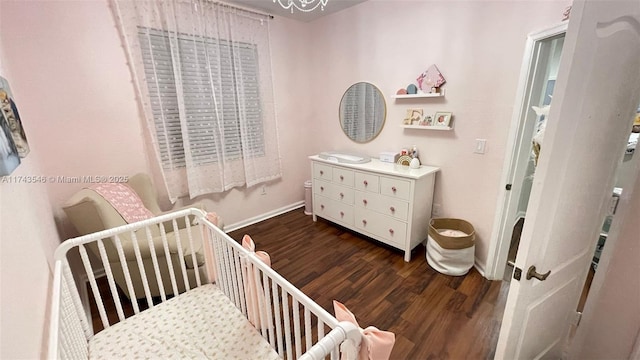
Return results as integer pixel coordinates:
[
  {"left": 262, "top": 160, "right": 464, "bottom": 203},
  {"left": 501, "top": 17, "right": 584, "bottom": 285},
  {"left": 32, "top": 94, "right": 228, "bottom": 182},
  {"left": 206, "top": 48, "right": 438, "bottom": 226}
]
[{"left": 433, "top": 203, "right": 442, "bottom": 216}]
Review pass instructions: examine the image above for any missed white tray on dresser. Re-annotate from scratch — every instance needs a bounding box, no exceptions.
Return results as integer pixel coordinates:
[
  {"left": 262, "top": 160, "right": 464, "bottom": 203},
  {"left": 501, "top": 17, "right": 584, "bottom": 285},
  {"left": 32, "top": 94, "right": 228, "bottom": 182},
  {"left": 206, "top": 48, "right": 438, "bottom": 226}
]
[{"left": 309, "top": 155, "right": 440, "bottom": 262}]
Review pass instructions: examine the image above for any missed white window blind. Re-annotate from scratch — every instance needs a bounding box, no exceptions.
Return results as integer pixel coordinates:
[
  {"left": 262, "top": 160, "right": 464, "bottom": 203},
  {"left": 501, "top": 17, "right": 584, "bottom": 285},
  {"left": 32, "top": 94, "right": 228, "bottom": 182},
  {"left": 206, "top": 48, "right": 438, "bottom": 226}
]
[{"left": 138, "top": 27, "right": 264, "bottom": 170}]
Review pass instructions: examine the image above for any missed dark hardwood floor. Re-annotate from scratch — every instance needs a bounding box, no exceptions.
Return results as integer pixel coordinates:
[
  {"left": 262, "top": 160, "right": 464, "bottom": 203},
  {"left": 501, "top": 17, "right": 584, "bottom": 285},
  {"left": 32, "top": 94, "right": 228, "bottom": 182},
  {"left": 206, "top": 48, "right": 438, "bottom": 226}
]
[{"left": 228, "top": 209, "right": 509, "bottom": 359}]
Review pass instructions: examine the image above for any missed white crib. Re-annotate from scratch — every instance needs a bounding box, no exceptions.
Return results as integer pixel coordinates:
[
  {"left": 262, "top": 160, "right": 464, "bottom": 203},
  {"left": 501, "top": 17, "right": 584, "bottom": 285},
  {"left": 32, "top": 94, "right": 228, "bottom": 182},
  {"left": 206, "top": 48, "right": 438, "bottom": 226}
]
[{"left": 48, "top": 208, "right": 361, "bottom": 359}]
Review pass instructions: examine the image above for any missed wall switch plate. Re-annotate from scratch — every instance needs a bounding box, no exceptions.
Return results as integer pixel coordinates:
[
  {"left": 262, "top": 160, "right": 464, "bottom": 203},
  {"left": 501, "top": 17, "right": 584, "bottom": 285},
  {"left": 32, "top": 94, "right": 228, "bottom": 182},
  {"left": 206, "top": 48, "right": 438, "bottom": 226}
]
[{"left": 474, "top": 139, "right": 487, "bottom": 154}]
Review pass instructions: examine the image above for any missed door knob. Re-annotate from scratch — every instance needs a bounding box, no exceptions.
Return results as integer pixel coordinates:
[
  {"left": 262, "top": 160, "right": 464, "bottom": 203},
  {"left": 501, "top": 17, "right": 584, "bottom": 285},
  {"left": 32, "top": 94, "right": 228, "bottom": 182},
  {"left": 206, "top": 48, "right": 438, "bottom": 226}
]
[{"left": 526, "top": 265, "right": 551, "bottom": 281}]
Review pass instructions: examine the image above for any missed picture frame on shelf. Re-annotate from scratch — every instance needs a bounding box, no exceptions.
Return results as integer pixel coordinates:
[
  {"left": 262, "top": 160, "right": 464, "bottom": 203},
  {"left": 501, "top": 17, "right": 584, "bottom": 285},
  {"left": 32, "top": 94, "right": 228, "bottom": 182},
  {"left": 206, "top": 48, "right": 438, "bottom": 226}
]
[
  {"left": 419, "top": 115, "right": 433, "bottom": 126},
  {"left": 433, "top": 112, "right": 452, "bottom": 127}
]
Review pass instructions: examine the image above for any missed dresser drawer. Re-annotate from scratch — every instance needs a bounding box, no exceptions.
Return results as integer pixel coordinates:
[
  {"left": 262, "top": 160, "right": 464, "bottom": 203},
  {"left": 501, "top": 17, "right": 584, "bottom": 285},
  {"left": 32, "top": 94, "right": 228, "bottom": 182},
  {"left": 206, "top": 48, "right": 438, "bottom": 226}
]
[
  {"left": 354, "top": 208, "right": 407, "bottom": 248},
  {"left": 354, "top": 172, "right": 379, "bottom": 193},
  {"left": 354, "top": 191, "right": 409, "bottom": 221},
  {"left": 313, "top": 163, "right": 333, "bottom": 181},
  {"left": 333, "top": 167, "right": 354, "bottom": 187},
  {"left": 314, "top": 179, "right": 354, "bottom": 205},
  {"left": 380, "top": 177, "right": 411, "bottom": 201},
  {"left": 314, "top": 194, "right": 354, "bottom": 225}
]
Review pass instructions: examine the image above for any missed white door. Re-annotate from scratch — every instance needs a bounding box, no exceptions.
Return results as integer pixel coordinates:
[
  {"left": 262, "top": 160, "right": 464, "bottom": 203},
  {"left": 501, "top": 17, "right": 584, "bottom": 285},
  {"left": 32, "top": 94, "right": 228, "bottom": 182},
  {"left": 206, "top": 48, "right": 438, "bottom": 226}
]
[{"left": 495, "top": 1, "right": 640, "bottom": 358}]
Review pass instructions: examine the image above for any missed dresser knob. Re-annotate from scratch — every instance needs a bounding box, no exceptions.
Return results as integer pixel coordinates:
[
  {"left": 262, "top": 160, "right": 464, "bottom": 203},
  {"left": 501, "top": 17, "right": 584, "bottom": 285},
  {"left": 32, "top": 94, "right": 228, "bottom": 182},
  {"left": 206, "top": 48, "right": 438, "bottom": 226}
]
[
  {"left": 363, "top": 199, "right": 368, "bottom": 205},
  {"left": 340, "top": 192, "right": 344, "bottom": 198},
  {"left": 320, "top": 186, "right": 324, "bottom": 191},
  {"left": 362, "top": 219, "right": 367, "bottom": 225},
  {"left": 320, "top": 170, "right": 324, "bottom": 175},
  {"left": 391, "top": 186, "right": 397, "bottom": 193},
  {"left": 340, "top": 175, "right": 344, "bottom": 181},
  {"left": 340, "top": 211, "right": 344, "bottom": 217},
  {"left": 320, "top": 204, "right": 324, "bottom": 210},
  {"left": 363, "top": 180, "right": 368, "bottom": 186},
  {"left": 390, "top": 206, "right": 395, "bottom": 213},
  {"left": 389, "top": 229, "right": 394, "bottom": 235}
]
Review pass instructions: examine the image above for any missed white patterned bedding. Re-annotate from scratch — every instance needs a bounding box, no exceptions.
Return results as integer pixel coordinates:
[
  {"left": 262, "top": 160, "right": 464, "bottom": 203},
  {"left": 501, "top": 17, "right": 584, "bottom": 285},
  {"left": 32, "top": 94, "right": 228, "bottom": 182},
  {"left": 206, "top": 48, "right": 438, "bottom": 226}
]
[{"left": 88, "top": 284, "right": 280, "bottom": 359}]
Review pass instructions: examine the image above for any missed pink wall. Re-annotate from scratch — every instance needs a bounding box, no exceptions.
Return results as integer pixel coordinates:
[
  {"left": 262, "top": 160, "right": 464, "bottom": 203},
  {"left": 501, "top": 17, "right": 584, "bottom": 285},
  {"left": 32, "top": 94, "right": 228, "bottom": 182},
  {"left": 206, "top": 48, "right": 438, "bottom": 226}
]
[
  {"left": 305, "top": 0, "right": 569, "bottom": 268},
  {"left": 1, "top": 0, "right": 568, "bottom": 265},
  {"left": 0, "top": 47, "right": 59, "bottom": 358},
  {"left": 1, "top": 0, "right": 312, "bottom": 236}
]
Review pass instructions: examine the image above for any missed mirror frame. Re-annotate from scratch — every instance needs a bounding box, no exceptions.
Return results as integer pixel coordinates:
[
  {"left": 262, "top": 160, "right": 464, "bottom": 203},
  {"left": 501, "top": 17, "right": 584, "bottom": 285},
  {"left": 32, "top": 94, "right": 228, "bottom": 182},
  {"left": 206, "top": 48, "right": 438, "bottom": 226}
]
[{"left": 338, "top": 82, "right": 387, "bottom": 143}]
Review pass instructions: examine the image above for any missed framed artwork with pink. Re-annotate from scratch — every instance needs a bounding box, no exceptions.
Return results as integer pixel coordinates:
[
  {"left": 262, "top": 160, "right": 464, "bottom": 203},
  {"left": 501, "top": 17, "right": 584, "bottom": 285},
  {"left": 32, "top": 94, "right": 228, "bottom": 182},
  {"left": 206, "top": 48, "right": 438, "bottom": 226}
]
[{"left": 433, "top": 112, "right": 452, "bottom": 127}]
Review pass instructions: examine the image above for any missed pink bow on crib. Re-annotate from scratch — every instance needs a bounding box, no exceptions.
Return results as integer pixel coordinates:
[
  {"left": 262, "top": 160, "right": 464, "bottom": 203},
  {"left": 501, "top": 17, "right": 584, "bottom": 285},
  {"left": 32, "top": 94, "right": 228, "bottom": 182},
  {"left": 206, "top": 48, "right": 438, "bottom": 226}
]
[
  {"left": 243, "top": 235, "right": 271, "bottom": 328},
  {"left": 205, "top": 212, "right": 220, "bottom": 226},
  {"left": 333, "top": 301, "right": 395, "bottom": 360}
]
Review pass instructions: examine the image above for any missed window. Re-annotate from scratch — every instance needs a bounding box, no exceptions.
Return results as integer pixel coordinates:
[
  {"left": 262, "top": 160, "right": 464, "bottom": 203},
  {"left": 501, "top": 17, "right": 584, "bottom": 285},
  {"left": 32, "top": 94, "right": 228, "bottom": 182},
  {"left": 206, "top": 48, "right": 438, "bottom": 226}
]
[{"left": 138, "top": 27, "right": 264, "bottom": 170}]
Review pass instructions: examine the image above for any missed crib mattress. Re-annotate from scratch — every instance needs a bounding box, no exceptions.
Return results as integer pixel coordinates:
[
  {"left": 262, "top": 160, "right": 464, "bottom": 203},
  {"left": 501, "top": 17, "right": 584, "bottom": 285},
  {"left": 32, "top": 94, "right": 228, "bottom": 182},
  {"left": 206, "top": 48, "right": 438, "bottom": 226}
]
[{"left": 88, "top": 284, "right": 280, "bottom": 359}]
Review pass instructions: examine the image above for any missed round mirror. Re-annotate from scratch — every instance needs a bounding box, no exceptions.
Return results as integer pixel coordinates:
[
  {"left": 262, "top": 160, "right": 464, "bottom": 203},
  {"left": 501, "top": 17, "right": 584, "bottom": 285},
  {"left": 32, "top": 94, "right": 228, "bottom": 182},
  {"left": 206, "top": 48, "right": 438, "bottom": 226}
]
[{"left": 339, "top": 82, "right": 386, "bottom": 143}]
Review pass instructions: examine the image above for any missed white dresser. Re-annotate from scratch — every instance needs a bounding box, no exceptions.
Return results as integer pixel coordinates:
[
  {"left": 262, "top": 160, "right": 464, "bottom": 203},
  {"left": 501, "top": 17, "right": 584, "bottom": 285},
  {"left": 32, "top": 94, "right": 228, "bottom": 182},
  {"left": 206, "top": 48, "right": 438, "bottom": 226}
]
[{"left": 309, "top": 155, "right": 439, "bottom": 261}]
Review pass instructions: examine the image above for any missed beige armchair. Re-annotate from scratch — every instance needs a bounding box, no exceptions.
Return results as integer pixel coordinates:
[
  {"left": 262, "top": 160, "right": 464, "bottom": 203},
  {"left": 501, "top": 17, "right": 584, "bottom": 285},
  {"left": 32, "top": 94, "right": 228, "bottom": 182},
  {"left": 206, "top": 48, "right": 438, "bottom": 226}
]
[{"left": 62, "top": 173, "right": 209, "bottom": 299}]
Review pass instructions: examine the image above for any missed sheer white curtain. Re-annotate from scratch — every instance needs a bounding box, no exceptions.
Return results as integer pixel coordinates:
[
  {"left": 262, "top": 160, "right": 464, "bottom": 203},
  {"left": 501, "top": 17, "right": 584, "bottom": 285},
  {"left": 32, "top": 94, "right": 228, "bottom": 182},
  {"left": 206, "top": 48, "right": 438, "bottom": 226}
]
[{"left": 112, "top": 0, "right": 281, "bottom": 201}]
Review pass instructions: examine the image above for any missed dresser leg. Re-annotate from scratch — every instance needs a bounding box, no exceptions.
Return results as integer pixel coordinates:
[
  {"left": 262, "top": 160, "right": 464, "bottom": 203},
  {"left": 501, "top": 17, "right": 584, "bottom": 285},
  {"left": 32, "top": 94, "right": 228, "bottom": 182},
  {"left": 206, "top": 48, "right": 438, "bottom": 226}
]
[
  {"left": 312, "top": 214, "right": 317, "bottom": 222},
  {"left": 404, "top": 251, "right": 411, "bottom": 262}
]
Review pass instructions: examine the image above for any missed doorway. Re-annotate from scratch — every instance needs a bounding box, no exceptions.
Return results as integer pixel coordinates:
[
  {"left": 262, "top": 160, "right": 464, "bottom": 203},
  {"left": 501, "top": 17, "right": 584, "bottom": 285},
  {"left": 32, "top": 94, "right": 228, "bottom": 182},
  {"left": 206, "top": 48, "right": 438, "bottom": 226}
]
[{"left": 485, "top": 22, "right": 567, "bottom": 281}]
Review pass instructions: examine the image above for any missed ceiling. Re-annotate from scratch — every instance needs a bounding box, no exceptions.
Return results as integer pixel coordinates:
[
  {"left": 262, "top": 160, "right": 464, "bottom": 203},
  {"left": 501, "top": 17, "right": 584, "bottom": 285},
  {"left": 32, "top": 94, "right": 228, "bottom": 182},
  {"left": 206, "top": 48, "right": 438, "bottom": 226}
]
[{"left": 227, "top": 0, "right": 368, "bottom": 22}]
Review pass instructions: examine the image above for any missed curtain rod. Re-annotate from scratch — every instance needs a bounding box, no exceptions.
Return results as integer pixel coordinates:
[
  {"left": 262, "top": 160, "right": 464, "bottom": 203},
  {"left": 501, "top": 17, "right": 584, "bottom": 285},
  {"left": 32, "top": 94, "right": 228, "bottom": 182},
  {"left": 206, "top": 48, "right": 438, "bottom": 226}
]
[{"left": 210, "top": 0, "right": 274, "bottom": 19}]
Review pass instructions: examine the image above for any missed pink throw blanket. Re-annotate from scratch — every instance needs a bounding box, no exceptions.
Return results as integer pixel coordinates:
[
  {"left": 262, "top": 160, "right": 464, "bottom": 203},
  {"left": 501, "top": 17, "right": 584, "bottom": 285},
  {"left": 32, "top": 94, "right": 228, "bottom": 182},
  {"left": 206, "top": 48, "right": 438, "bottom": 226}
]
[{"left": 90, "top": 183, "right": 154, "bottom": 223}]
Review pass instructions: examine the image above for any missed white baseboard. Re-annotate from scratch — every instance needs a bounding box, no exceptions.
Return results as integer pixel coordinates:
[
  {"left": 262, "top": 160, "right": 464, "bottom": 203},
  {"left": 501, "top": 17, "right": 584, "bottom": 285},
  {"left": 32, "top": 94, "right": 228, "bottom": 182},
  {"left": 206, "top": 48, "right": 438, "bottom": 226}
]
[
  {"left": 223, "top": 201, "right": 305, "bottom": 233},
  {"left": 474, "top": 257, "right": 487, "bottom": 278}
]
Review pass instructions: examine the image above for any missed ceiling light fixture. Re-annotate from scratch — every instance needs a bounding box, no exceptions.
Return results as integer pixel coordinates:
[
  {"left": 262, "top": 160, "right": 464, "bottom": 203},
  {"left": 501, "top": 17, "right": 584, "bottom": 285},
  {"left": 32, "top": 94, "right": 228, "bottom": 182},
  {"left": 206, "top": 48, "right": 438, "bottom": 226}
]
[{"left": 273, "top": 0, "right": 328, "bottom": 13}]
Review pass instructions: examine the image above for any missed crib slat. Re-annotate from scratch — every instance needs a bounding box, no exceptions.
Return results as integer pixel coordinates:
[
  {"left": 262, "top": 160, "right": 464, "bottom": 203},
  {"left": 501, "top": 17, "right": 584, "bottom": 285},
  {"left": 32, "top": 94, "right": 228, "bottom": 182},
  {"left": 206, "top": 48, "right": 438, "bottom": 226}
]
[
  {"left": 78, "top": 244, "right": 109, "bottom": 329},
  {"left": 233, "top": 246, "right": 247, "bottom": 315},
  {"left": 262, "top": 272, "right": 275, "bottom": 346},
  {"left": 254, "top": 264, "right": 268, "bottom": 337},
  {"left": 282, "top": 289, "right": 293, "bottom": 360},
  {"left": 172, "top": 218, "right": 191, "bottom": 292},
  {"left": 96, "top": 238, "right": 125, "bottom": 321},
  {"left": 130, "top": 230, "right": 154, "bottom": 308},
  {"left": 226, "top": 246, "right": 240, "bottom": 308},
  {"left": 272, "top": 279, "right": 284, "bottom": 356},
  {"left": 62, "top": 259, "right": 92, "bottom": 338},
  {"left": 158, "top": 222, "right": 179, "bottom": 296},
  {"left": 113, "top": 234, "right": 140, "bottom": 314},
  {"left": 219, "top": 240, "right": 233, "bottom": 300},
  {"left": 318, "top": 321, "right": 325, "bottom": 353},
  {"left": 305, "top": 308, "right": 312, "bottom": 353},
  {"left": 145, "top": 226, "right": 166, "bottom": 302},
  {"left": 185, "top": 215, "right": 201, "bottom": 287},
  {"left": 293, "top": 298, "right": 302, "bottom": 359}
]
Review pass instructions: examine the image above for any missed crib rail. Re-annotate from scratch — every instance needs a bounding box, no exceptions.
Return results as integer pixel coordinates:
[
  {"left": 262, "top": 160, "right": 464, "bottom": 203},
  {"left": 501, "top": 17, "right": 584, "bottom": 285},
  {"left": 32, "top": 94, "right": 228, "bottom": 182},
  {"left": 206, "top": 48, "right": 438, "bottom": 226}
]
[{"left": 48, "top": 208, "right": 360, "bottom": 359}]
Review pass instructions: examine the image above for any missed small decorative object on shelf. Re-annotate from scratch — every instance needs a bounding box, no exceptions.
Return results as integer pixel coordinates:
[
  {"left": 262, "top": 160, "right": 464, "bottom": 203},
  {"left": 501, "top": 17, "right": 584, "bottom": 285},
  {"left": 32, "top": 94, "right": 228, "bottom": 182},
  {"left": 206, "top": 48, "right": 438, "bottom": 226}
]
[
  {"left": 406, "top": 84, "right": 418, "bottom": 94},
  {"left": 396, "top": 88, "right": 408, "bottom": 95},
  {"left": 417, "top": 64, "right": 446, "bottom": 93},
  {"left": 401, "top": 111, "right": 453, "bottom": 130},
  {"left": 433, "top": 111, "right": 452, "bottom": 127},
  {"left": 403, "top": 108, "right": 423, "bottom": 125},
  {"left": 397, "top": 155, "right": 412, "bottom": 166}
]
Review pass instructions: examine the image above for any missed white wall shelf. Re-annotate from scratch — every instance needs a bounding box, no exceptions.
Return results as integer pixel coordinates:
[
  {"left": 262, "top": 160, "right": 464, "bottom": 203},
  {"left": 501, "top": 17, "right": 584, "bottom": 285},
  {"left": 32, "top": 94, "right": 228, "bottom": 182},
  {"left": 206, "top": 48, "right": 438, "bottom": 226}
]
[
  {"left": 400, "top": 125, "right": 453, "bottom": 131},
  {"left": 392, "top": 90, "right": 445, "bottom": 99}
]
